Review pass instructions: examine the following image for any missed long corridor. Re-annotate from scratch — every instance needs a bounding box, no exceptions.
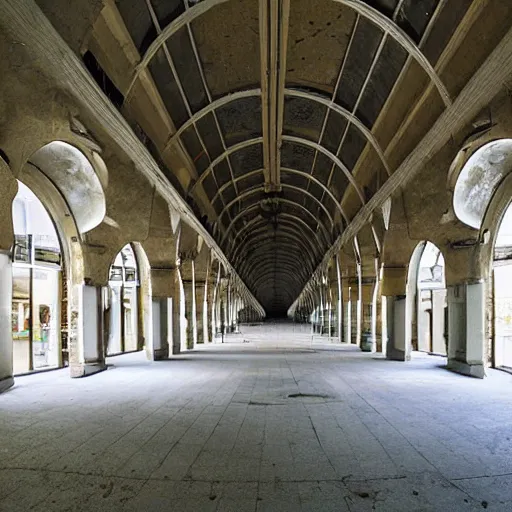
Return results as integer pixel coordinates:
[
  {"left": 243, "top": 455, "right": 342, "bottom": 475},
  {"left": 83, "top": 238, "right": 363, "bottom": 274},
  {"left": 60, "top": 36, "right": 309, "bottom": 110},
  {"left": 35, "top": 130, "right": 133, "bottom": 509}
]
[{"left": 2, "top": 324, "right": 512, "bottom": 511}]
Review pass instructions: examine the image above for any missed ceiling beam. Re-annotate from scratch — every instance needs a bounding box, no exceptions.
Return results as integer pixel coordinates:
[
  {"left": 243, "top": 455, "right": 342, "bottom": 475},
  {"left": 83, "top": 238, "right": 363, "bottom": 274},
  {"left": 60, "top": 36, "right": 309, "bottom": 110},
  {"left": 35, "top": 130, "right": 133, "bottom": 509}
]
[
  {"left": 220, "top": 198, "right": 332, "bottom": 245},
  {"left": 165, "top": 88, "right": 390, "bottom": 177},
  {"left": 217, "top": 184, "right": 335, "bottom": 228},
  {"left": 130, "top": 0, "right": 450, "bottom": 107},
  {"left": 213, "top": 167, "right": 348, "bottom": 222},
  {"left": 228, "top": 213, "right": 324, "bottom": 255},
  {"left": 191, "top": 135, "right": 364, "bottom": 204}
]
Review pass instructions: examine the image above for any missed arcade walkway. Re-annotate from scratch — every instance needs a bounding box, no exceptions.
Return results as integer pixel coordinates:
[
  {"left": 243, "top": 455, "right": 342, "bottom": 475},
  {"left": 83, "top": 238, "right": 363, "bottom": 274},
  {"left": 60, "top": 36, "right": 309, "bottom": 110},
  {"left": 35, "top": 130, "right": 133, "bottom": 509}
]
[{"left": 2, "top": 324, "right": 512, "bottom": 511}]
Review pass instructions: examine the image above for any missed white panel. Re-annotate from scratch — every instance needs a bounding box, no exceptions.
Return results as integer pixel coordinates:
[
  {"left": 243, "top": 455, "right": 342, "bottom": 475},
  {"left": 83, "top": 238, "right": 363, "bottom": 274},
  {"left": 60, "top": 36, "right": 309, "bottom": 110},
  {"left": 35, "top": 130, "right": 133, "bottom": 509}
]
[
  {"left": 82, "top": 285, "right": 99, "bottom": 362},
  {"left": 0, "top": 254, "right": 13, "bottom": 380}
]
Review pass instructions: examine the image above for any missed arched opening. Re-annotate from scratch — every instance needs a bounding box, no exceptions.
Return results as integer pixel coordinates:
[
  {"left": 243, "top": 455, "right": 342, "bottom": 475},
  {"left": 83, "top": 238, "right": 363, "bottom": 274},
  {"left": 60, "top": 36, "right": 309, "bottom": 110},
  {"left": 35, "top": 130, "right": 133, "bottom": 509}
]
[
  {"left": 405, "top": 241, "right": 446, "bottom": 360},
  {"left": 11, "top": 181, "right": 66, "bottom": 374},
  {"left": 493, "top": 204, "right": 512, "bottom": 370},
  {"left": 106, "top": 244, "right": 141, "bottom": 356},
  {"left": 415, "top": 242, "right": 447, "bottom": 355}
]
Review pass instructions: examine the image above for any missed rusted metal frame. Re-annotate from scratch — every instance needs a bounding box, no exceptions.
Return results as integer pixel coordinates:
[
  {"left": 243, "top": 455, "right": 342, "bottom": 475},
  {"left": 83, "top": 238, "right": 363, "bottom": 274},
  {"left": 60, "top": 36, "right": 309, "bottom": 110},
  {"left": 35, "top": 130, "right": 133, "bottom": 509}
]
[
  {"left": 217, "top": 184, "right": 335, "bottom": 227},
  {"left": 182, "top": 0, "right": 240, "bottom": 203}
]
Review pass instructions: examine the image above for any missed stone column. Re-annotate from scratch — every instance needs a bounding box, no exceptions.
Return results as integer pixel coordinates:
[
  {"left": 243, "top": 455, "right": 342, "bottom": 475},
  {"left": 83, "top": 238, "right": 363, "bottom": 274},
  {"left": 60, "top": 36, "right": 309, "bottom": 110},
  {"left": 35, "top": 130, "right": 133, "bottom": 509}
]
[
  {"left": 171, "top": 267, "right": 184, "bottom": 355},
  {"left": 382, "top": 266, "right": 411, "bottom": 361},
  {"left": 446, "top": 281, "right": 485, "bottom": 378},
  {"left": 361, "top": 277, "right": 377, "bottom": 351},
  {"left": 205, "top": 280, "right": 213, "bottom": 343},
  {"left": 349, "top": 279, "right": 359, "bottom": 345},
  {"left": 0, "top": 163, "right": 17, "bottom": 392},
  {"left": 195, "top": 280, "right": 207, "bottom": 344},
  {"left": 0, "top": 251, "right": 14, "bottom": 393},
  {"left": 342, "top": 281, "right": 351, "bottom": 344},
  {"left": 181, "top": 260, "right": 196, "bottom": 350},
  {"left": 149, "top": 268, "right": 176, "bottom": 360},
  {"left": 335, "top": 256, "right": 343, "bottom": 342},
  {"left": 71, "top": 282, "right": 107, "bottom": 377}
]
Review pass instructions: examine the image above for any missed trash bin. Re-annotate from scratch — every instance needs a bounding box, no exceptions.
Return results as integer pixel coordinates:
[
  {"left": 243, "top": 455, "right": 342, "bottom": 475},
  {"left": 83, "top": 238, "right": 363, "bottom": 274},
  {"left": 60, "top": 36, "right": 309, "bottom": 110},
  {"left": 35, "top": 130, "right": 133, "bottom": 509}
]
[{"left": 361, "top": 332, "right": 373, "bottom": 352}]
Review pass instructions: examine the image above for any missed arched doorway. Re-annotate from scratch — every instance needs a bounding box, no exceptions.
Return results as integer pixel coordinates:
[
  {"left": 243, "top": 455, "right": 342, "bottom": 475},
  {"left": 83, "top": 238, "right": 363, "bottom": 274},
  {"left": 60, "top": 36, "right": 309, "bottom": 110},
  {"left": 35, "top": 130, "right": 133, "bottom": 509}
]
[
  {"left": 11, "top": 181, "right": 65, "bottom": 374},
  {"left": 106, "top": 244, "right": 140, "bottom": 355},
  {"left": 415, "top": 242, "right": 446, "bottom": 355},
  {"left": 493, "top": 205, "right": 512, "bottom": 369}
]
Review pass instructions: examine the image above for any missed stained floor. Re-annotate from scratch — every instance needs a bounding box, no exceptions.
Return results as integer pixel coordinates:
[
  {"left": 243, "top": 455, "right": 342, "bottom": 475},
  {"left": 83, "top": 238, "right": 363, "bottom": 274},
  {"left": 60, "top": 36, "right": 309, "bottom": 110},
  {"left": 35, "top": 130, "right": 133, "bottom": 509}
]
[{"left": 2, "top": 323, "right": 512, "bottom": 511}]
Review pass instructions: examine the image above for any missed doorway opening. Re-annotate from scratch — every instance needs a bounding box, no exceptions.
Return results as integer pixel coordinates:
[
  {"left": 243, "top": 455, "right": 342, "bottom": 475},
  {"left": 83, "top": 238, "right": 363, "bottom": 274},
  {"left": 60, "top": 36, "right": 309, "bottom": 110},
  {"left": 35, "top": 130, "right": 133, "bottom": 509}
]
[
  {"left": 493, "top": 205, "right": 512, "bottom": 369},
  {"left": 11, "top": 181, "right": 66, "bottom": 374},
  {"left": 106, "top": 244, "right": 140, "bottom": 355}
]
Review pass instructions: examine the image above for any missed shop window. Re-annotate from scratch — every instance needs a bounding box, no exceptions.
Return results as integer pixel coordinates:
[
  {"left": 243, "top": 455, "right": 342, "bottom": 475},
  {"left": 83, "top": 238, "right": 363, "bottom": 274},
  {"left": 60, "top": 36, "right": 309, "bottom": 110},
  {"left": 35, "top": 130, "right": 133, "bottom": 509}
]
[{"left": 11, "top": 182, "right": 64, "bottom": 374}]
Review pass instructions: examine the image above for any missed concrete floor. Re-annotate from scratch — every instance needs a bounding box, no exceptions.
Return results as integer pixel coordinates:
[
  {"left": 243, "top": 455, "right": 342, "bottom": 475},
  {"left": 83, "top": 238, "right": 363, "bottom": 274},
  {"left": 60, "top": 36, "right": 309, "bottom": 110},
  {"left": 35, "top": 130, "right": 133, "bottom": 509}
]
[{"left": 2, "top": 324, "right": 512, "bottom": 511}]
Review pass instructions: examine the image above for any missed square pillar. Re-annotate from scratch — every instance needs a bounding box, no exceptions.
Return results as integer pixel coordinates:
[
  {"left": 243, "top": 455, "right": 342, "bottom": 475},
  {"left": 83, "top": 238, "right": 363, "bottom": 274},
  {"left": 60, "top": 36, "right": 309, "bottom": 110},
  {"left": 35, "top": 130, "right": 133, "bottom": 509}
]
[
  {"left": 171, "top": 268, "right": 184, "bottom": 355},
  {"left": 149, "top": 268, "right": 178, "bottom": 360},
  {"left": 0, "top": 252, "right": 14, "bottom": 393},
  {"left": 447, "top": 282, "right": 485, "bottom": 378},
  {"left": 195, "top": 280, "right": 207, "bottom": 344},
  {"left": 181, "top": 260, "right": 196, "bottom": 350},
  {"left": 71, "top": 284, "right": 107, "bottom": 377},
  {"left": 349, "top": 283, "right": 359, "bottom": 345},
  {"left": 361, "top": 278, "right": 377, "bottom": 351},
  {"left": 385, "top": 295, "right": 411, "bottom": 361},
  {"left": 381, "top": 266, "right": 410, "bottom": 361}
]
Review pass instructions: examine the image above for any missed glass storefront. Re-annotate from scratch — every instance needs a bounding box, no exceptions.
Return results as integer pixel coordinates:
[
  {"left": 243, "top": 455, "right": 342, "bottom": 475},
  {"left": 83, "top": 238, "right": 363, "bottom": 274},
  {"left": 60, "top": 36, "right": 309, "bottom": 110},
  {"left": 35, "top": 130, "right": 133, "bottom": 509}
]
[
  {"left": 106, "top": 244, "right": 139, "bottom": 355},
  {"left": 11, "top": 182, "right": 63, "bottom": 374}
]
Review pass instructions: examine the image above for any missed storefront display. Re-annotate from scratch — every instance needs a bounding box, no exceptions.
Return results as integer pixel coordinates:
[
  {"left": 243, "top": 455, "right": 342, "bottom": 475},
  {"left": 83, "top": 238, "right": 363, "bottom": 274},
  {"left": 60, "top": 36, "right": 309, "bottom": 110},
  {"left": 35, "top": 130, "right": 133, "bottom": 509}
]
[{"left": 11, "top": 182, "right": 63, "bottom": 374}]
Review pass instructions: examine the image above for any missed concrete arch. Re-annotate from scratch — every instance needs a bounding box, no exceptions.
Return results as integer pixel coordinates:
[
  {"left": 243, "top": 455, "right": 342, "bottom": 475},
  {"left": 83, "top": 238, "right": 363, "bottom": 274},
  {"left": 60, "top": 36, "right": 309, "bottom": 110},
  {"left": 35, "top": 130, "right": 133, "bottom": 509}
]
[{"left": 29, "top": 141, "right": 106, "bottom": 234}]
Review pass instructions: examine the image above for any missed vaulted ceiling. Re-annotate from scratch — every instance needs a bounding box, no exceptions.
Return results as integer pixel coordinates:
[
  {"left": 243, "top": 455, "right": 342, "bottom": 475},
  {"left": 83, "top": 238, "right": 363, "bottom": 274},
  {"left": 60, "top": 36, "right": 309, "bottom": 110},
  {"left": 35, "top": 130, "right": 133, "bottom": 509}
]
[{"left": 39, "top": 0, "right": 485, "bottom": 315}]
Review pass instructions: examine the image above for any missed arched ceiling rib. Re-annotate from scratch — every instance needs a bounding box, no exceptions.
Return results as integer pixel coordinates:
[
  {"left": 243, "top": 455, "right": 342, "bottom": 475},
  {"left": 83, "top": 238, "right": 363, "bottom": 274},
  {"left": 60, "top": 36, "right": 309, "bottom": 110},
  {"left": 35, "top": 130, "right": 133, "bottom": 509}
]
[
  {"left": 85, "top": 0, "right": 472, "bottom": 314},
  {"left": 166, "top": 88, "right": 390, "bottom": 176},
  {"left": 129, "top": 0, "right": 450, "bottom": 106},
  {"left": 218, "top": 184, "right": 335, "bottom": 227}
]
